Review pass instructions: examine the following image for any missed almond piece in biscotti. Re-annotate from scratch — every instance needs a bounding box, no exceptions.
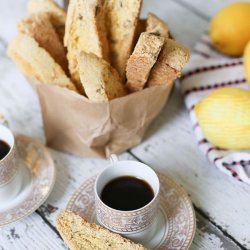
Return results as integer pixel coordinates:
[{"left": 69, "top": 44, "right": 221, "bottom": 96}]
[{"left": 146, "top": 13, "right": 170, "bottom": 38}]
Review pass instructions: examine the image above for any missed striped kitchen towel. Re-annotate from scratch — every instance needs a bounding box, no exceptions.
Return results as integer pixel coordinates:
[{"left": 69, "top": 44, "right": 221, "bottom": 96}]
[{"left": 180, "top": 35, "right": 250, "bottom": 184}]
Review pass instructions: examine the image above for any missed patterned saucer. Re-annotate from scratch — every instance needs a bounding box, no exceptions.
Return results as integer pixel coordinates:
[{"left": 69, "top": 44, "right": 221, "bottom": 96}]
[
  {"left": 0, "top": 135, "right": 56, "bottom": 226},
  {"left": 67, "top": 172, "right": 196, "bottom": 250}
]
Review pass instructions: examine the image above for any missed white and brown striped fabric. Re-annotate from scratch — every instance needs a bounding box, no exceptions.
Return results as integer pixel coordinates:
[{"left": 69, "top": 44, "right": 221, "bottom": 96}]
[{"left": 181, "top": 35, "right": 250, "bottom": 184}]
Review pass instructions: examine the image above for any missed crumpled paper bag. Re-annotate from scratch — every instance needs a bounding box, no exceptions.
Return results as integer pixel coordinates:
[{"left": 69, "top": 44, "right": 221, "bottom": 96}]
[{"left": 29, "top": 78, "right": 172, "bottom": 158}]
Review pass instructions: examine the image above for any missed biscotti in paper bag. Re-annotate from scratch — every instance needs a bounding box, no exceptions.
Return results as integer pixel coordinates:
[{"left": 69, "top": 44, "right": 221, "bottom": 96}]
[
  {"left": 8, "top": 0, "right": 189, "bottom": 158},
  {"left": 32, "top": 78, "right": 171, "bottom": 157}
]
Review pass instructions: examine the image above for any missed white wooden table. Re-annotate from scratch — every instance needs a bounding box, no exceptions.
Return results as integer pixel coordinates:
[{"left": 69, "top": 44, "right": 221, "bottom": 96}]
[{"left": 0, "top": 0, "right": 249, "bottom": 249}]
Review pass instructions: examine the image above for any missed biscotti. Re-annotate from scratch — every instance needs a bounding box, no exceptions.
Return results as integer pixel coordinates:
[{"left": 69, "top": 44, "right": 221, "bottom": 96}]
[
  {"left": 9, "top": 0, "right": 190, "bottom": 103},
  {"left": 65, "top": 0, "right": 109, "bottom": 93},
  {"left": 147, "top": 38, "right": 190, "bottom": 87},
  {"left": 105, "top": 0, "right": 142, "bottom": 80},
  {"left": 126, "top": 32, "right": 165, "bottom": 92},
  {"left": 78, "top": 52, "right": 126, "bottom": 102},
  {"left": 27, "top": 0, "right": 66, "bottom": 41},
  {"left": 18, "top": 13, "right": 68, "bottom": 74},
  {"left": 56, "top": 210, "right": 147, "bottom": 250},
  {"left": 146, "top": 13, "right": 170, "bottom": 38},
  {"left": 7, "top": 34, "right": 76, "bottom": 92}
]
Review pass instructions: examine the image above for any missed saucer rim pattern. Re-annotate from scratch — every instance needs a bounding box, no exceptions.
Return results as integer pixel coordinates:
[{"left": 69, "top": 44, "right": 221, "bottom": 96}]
[
  {"left": 0, "top": 134, "right": 56, "bottom": 227},
  {"left": 67, "top": 172, "right": 196, "bottom": 250}
]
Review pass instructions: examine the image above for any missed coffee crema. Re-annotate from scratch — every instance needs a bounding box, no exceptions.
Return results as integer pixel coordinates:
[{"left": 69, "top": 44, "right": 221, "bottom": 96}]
[
  {"left": 101, "top": 176, "right": 154, "bottom": 211},
  {"left": 0, "top": 140, "right": 10, "bottom": 160}
]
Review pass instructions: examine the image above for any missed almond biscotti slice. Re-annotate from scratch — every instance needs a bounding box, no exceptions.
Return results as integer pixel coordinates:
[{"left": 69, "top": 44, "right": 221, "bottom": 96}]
[
  {"left": 105, "top": 0, "right": 143, "bottom": 81},
  {"left": 147, "top": 39, "right": 190, "bottom": 87},
  {"left": 64, "top": 0, "right": 109, "bottom": 60},
  {"left": 56, "top": 210, "right": 147, "bottom": 250},
  {"left": 146, "top": 13, "right": 170, "bottom": 38},
  {"left": 65, "top": 0, "right": 109, "bottom": 93},
  {"left": 78, "top": 52, "right": 127, "bottom": 102},
  {"left": 18, "top": 13, "right": 68, "bottom": 74},
  {"left": 126, "top": 32, "right": 165, "bottom": 92},
  {"left": 27, "top": 0, "right": 66, "bottom": 42},
  {"left": 63, "top": 0, "right": 82, "bottom": 92},
  {"left": 7, "top": 34, "right": 76, "bottom": 92}
]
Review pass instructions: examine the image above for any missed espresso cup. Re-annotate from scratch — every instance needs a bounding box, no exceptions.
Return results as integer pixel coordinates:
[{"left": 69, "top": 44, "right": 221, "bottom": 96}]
[
  {"left": 95, "top": 155, "right": 160, "bottom": 242},
  {"left": 0, "top": 124, "right": 21, "bottom": 201}
]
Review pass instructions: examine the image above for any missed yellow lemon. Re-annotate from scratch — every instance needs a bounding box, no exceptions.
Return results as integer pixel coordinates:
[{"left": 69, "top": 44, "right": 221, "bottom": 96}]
[
  {"left": 194, "top": 87, "right": 250, "bottom": 149},
  {"left": 244, "top": 40, "right": 250, "bottom": 83},
  {"left": 209, "top": 2, "right": 250, "bottom": 56}
]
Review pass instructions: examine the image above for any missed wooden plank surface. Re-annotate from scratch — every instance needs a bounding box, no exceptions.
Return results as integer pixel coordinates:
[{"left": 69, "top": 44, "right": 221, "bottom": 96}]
[
  {"left": 191, "top": 213, "right": 240, "bottom": 250},
  {"left": 0, "top": 0, "right": 248, "bottom": 249},
  {"left": 0, "top": 213, "right": 64, "bottom": 250}
]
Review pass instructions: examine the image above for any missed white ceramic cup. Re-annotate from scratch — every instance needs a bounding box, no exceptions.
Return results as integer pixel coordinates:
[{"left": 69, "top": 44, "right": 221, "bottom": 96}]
[
  {"left": 95, "top": 155, "right": 160, "bottom": 242},
  {"left": 0, "top": 124, "right": 21, "bottom": 201}
]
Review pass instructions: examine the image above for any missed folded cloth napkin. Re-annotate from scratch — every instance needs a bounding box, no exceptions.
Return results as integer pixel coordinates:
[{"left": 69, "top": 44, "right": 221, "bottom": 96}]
[{"left": 180, "top": 35, "right": 250, "bottom": 184}]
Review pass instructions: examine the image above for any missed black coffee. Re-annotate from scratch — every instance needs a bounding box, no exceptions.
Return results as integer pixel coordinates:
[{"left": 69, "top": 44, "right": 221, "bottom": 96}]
[
  {"left": 0, "top": 140, "right": 10, "bottom": 160},
  {"left": 101, "top": 176, "right": 154, "bottom": 211}
]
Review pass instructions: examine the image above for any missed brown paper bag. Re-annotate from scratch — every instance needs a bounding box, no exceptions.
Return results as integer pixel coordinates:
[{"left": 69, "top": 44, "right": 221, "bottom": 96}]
[{"left": 29, "top": 78, "right": 172, "bottom": 158}]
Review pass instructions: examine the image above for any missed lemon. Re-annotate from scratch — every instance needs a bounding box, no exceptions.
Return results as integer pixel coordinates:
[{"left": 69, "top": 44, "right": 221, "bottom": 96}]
[
  {"left": 194, "top": 87, "right": 250, "bottom": 149},
  {"left": 244, "top": 40, "right": 250, "bottom": 83},
  {"left": 209, "top": 2, "right": 250, "bottom": 56}
]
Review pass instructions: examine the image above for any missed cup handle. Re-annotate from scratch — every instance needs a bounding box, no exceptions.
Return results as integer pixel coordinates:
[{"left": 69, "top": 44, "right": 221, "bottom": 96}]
[
  {"left": 110, "top": 154, "right": 119, "bottom": 164},
  {"left": 0, "top": 114, "right": 8, "bottom": 127}
]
